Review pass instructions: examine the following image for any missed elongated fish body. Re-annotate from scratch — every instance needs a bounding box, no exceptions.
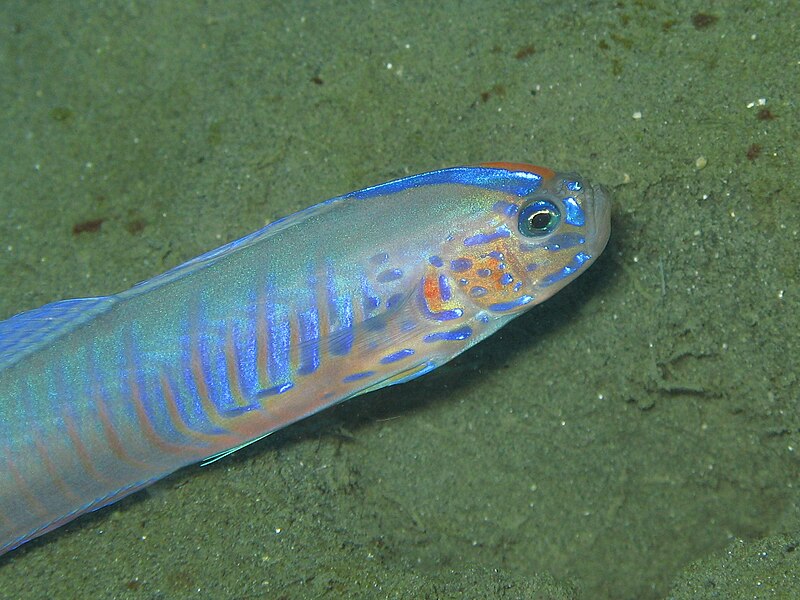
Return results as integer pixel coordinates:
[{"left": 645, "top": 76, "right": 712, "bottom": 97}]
[{"left": 0, "top": 163, "right": 610, "bottom": 555}]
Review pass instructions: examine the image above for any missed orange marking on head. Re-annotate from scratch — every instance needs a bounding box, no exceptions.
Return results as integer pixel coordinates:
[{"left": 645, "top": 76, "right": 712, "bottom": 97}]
[
  {"left": 457, "top": 241, "right": 530, "bottom": 309},
  {"left": 479, "top": 162, "right": 556, "bottom": 181},
  {"left": 424, "top": 274, "right": 439, "bottom": 303}
]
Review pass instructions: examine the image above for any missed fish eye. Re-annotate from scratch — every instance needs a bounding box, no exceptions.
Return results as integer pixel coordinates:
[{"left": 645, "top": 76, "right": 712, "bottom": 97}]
[{"left": 518, "top": 200, "right": 561, "bottom": 237}]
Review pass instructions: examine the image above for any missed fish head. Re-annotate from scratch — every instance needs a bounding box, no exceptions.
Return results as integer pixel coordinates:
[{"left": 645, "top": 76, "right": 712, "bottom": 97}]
[{"left": 423, "top": 163, "right": 611, "bottom": 319}]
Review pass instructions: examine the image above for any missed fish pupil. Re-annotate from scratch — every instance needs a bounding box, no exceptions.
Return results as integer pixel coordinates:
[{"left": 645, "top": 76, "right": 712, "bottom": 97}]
[{"left": 528, "top": 210, "right": 553, "bottom": 231}]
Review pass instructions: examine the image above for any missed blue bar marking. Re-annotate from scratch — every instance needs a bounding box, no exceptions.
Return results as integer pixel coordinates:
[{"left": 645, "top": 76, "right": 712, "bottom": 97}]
[
  {"left": 237, "top": 301, "right": 261, "bottom": 398},
  {"left": 177, "top": 320, "right": 226, "bottom": 434},
  {"left": 326, "top": 265, "right": 354, "bottom": 355},
  {"left": 265, "top": 298, "right": 292, "bottom": 384},
  {"left": 200, "top": 323, "right": 236, "bottom": 412},
  {"left": 438, "top": 275, "right": 451, "bottom": 301},
  {"left": 297, "top": 306, "right": 320, "bottom": 375}
]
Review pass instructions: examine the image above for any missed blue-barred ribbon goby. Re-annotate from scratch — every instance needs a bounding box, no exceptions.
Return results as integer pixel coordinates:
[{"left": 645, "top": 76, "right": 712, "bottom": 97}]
[{"left": 0, "top": 162, "right": 610, "bottom": 555}]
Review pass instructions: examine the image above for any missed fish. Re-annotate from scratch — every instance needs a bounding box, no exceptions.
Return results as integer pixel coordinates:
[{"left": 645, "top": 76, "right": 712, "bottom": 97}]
[{"left": 0, "top": 162, "right": 610, "bottom": 556}]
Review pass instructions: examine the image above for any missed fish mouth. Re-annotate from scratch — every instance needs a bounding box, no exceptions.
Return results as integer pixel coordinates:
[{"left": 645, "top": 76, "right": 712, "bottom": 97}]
[{"left": 588, "top": 183, "right": 612, "bottom": 259}]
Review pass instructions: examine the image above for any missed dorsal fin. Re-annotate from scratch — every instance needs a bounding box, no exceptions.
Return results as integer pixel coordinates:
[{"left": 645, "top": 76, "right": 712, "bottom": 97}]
[
  {"left": 0, "top": 296, "right": 115, "bottom": 372},
  {"left": 120, "top": 197, "right": 345, "bottom": 298}
]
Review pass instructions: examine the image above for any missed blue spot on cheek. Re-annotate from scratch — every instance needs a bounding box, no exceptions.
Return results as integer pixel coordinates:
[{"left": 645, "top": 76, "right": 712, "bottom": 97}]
[
  {"left": 429, "top": 255, "right": 443, "bottom": 267},
  {"left": 450, "top": 258, "right": 472, "bottom": 272},
  {"left": 500, "top": 273, "right": 513, "bottom": 285},
  {"left": 377, "top": 268, "right": 403, "bottom": 283},
  {"left": 364, "top": 295, "right": 380, "bottom": 310},
  {"left": 563, "top": 196, "right": 585, "bottom": 226},
  {"left": 477, "top": 269, "right": 491, "bottom": 277},
  {"left": 470, "top": 286, "right": 488, "bottom": 298},
  {"left": 386, "top": 293, "right": 404, "bottom": 309}
]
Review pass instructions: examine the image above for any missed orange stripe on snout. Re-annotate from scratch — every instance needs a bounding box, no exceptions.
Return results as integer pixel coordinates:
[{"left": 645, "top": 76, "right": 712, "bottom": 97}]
[{"left": 479, "top": 162, "right": 556, "bottom": 180}]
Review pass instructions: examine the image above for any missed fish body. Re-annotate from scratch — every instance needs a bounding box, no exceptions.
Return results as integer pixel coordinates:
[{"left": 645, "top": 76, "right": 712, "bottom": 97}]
[{"left": 0, "top": 162, "right": 610, "bottom": 555}]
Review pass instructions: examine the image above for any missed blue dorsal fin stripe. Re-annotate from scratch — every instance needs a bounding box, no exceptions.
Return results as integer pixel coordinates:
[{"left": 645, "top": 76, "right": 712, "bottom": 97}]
[
  {"left": 348, "top": 166, "right": 545, "bottom": 201},
  {"left": 0, "top": 296, "right": 115, "bottom": 372}
]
